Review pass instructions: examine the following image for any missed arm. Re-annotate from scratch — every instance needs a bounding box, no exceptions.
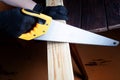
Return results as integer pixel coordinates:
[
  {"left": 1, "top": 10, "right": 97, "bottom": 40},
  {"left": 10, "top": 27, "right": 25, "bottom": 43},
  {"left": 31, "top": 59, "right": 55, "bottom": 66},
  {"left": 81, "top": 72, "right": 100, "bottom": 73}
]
[{"left": 1, "top": 0, "right": 36, "bottom": 10}]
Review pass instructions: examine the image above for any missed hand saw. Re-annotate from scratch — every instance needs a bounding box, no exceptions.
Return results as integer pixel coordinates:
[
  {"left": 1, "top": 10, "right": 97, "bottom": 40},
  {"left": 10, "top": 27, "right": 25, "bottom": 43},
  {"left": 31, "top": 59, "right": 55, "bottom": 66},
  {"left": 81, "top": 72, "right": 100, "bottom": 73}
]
[{"left": 19, "top": 9, "right": 119, "bottom": 46}]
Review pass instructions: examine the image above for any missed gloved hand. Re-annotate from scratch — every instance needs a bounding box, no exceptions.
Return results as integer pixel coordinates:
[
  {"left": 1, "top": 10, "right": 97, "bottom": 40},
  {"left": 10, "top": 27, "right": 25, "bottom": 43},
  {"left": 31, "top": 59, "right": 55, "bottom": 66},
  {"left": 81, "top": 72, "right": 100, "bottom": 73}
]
[
  {"left": 0, "top": 4, "right": 68, "bottom": 38},
  {"left": 0, "top": 8, "right": 37, "bottom": 38},
  {"left": 33, "top": 4, "right": 68, "bottom": 20}
]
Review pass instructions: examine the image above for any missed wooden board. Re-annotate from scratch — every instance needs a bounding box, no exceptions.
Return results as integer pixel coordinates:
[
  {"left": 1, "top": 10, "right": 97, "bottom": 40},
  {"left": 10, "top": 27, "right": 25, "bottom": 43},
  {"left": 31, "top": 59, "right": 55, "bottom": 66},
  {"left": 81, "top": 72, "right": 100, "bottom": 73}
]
[{"left": 46, "top": 0, "right": 74, "bottom": 80}]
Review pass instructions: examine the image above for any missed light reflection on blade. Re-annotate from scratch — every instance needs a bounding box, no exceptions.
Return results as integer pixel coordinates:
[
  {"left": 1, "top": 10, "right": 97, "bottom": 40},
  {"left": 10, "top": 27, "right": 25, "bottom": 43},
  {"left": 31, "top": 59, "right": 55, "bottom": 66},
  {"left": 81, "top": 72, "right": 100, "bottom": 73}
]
[{"left": 35, "top": 20, "right": 119, "bottom": 46}]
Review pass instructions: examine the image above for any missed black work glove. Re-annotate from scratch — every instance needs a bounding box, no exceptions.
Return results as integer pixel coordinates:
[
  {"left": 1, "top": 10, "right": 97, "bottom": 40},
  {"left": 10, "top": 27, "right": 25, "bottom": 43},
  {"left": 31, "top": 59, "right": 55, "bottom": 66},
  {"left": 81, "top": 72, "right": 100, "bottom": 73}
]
[
  {"left": 0, "top": 4, "right": 68, "bottom": 38},
  {"left": 0, "top": 8, "right": 37, "bottom": 38},
  {"left": 34, "top": 4, "right": 68, "bottom": 20}
]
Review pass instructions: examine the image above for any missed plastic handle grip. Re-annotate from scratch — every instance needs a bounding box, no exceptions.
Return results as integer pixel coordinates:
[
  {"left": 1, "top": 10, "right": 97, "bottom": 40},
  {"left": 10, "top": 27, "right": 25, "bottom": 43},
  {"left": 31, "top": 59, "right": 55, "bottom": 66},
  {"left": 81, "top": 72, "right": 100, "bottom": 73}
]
[{"left": 19, "top": 9, "right": 52, "bottom": 40}]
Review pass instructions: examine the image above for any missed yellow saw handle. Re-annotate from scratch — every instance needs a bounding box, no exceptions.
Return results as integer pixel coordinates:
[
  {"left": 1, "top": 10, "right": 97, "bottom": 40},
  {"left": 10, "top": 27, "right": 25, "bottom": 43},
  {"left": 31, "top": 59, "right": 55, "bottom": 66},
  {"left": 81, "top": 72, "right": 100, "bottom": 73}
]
[{"left": 19, "top": 9, "right": 52, "bottom": 40}]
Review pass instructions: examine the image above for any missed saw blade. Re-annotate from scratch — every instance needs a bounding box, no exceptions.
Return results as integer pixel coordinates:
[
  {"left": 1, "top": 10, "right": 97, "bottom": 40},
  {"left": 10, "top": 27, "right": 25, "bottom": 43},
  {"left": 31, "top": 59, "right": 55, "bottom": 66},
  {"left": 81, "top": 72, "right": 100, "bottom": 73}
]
[{"left": 35, "top": 20, "right": 119, "bottom": 46}]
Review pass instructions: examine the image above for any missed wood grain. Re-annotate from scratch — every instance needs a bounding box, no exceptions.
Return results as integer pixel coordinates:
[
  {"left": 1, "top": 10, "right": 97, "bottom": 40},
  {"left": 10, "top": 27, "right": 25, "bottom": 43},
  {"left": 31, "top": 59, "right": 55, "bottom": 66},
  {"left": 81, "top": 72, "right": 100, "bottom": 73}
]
[{"left": 46, "top": 0, "right": 74, "bottom": 80}]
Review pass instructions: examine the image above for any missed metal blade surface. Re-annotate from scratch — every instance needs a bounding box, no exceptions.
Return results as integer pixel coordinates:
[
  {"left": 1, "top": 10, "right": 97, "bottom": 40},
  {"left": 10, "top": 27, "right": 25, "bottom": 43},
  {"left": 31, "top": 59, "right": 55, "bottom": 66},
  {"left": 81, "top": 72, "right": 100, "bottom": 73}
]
[{"left": 35, "top": 20, "right": 119, "bottom": 46}]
